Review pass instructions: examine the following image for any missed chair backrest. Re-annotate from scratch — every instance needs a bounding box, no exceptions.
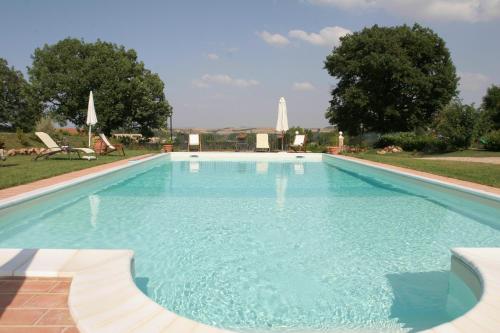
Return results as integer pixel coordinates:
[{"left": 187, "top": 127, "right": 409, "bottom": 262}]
[
  {"left": 293, "top": 134, "right": 305, "bottom": 146},
  {"left": 189, "top": 134, "right": 200, "bottom": 146},
  {"left": 35, "top": 132, "right": 59, "bottom": 149},
  {"left": 256, "top": 134, "right": 269, "bottom": 149},
  {"left": 99, "top": 133, "right": 115, "bottom": 150}
]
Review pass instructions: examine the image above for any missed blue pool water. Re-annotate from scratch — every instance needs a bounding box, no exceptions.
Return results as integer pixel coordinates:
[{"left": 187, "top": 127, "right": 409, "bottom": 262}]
[{"left": 1, "top": 156, "right": 499, "bottom": 332}]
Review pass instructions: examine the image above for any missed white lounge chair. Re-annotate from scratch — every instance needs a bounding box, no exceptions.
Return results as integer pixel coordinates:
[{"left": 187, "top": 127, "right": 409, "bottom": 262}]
[
  {"left": 255, "top": 134, "right": 270, "bottom": 152},
  {"left": 99, "top": 133, "right": 125, "bottom": 156},
  {"left": 0, "top": 149, "right": 5, "bottom": 162},
  {"left": 34, "top": 132, "right": 95, "bottom": 160},
  {"left": 188, "top": 134, "right": 201, "bottom": 151},
  {"left": 291, "top": 134, "right": 306, "bottom": 152}
]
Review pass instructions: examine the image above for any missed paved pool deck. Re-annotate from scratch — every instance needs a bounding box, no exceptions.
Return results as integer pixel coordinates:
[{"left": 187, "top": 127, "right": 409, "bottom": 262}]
[{"left": 0, "top": 277, "right": 78, "bottom": 333}]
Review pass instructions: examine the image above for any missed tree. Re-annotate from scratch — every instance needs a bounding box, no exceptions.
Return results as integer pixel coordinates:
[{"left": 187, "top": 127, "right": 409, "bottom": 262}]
[
  {"left": 433, "top": 100, "right": 477, "bottom": 150},
  {"left": 481, "top": 85, "right": 500, "bottom": 131},
  {"left": 28, "top": 38, "right": 172, "bottom": 136},
  {"left": 325, "top": 24, "right": 458, "bottom": 135},
  {"left": 0, "top": 58, "right": 41, "bottom": 131}
]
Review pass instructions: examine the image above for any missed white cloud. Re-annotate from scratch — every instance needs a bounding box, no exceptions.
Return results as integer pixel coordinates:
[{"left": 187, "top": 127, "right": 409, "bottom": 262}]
[
  {"left": 308, "top": 0, "right": 500, "bottom": 22},
  {"left": 292, "top": 82, "right": 316, "bottom": 91},
  {"left": 206, "top": 53, "right": 219, "bottom": 60},
  {"left": 289, "top": 26, "right": 351, "bottom": 47},
  {"left": 258, "top": 31, "right": 290, "bottom": 46},
  {"left": 193, "top": 74, "right": 260, "bottom": 88}
]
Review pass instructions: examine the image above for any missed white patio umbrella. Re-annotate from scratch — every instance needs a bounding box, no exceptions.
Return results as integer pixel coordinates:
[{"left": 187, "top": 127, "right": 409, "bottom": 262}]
[
  {"left": 275, "top": 97, "right": 289, "bottom": 151},
  {"left": 86, "top": 91, "right": 98, "bottom": 148}
]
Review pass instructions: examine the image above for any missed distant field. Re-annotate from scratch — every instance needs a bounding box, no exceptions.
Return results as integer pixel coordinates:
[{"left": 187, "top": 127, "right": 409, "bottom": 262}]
[{"left": 346, "top": 150, "right": 500, "bottom": 188}]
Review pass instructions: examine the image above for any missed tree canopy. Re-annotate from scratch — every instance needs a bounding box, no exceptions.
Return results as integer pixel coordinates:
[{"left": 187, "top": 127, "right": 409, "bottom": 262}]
[
  {"left": 28, "top": 38, "right": 172, "bottom": 135},
  {"left": 481, "top": 85, "right": 500, "bottom": 131},
  {"left": 325, "top": 24, "right": 458, "bottom": 135},
  {"left": 0, "top": 58, "right": 40, "bottom": 131}
]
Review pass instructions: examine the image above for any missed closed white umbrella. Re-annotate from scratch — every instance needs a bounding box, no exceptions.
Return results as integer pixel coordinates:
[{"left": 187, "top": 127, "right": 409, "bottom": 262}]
[
  {"left": 275, "top": 97, "right": 289, "bottom": 151},
  {"left": 86, "top": 91, "right": 98, "bottom": 148}
]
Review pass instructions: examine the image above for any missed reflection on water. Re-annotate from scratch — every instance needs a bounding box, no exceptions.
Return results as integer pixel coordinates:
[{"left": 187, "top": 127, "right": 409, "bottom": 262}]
[
  {"left": 256, "top": 162, "right": 268, "bottom": 174},
  {"left": 89, "top": 195, "right": 100, "bottom": 228}
]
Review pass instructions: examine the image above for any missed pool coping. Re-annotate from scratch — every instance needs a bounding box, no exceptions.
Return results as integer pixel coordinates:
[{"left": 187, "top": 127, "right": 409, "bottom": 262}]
[
  {"left": 0, "top": 153, "right": 166, "bottom": 210},
  {"left": 0, "top": 248, "right": 235, "bottom": 333},
  {"left": 0, "top": 152, "right": 499, "bottom": 332},
  {"left": 0, "top": 248, "right": 498, "bottom": 333},
  {"left": 323, "top": 154, "right": 500, "bottom": 201}
]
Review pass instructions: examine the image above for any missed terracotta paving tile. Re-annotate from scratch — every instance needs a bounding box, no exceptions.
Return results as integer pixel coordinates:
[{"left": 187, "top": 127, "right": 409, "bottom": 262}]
[
  {"left": 62, "top": 328, "right": 79, "bottom": 333},
  {"left": 0, "top": 281, "right": 57, "bottom": 293},
  {"left": 37, "top": 310, "right": 74, "bottom": 326},
  {"left": 0, "top": 308, "right": 46, "bottom": 325},
  {"left": 0, "top": 327, "right": 67, "bottom": 333},
  {"left": 0, "top": 154, "right": 153, "bottom": 200},
  {"left": 23, "top": 295, "right": 67, "bottom": 308},
  {"left": 0, "top": 294, "right": 33, "bottom": 308},
  {"left": 48, "top": 282, "right": 70, "bottom": 294},
  {"left": 0, "top": 278, "right": 79, "bottom": 332}
]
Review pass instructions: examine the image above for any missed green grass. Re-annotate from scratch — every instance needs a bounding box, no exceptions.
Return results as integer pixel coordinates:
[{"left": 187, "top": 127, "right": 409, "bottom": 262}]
[
  {"left": 422, "top": 149, "right": 500, "bottom": 157},
  {"left": 0, "top": 150, "right": 155, "bottom": 190},
  {"left": 345, "top": 150, "right": 500, "bottom": 188}
]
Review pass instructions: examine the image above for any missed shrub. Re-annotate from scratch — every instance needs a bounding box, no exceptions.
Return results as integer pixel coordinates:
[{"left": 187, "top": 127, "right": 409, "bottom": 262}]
[
  {"left": 16, "top": 128, "right": 30, "bottom": 146},
  {"left": 483, "top": 130, "right": 500, "bottom": 151},
  {"left": 375, "top": 132, "right": 447, "bottom": 152},
  {"left": 433, "top": 101, "right": 477, "bottom": 150},
  {"left": 35, "top": 116, "right": 55, "bottom": 135}
]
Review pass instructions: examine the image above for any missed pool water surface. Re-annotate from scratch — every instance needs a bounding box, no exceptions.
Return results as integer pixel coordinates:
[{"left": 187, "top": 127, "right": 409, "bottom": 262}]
[{"left": 1, "top": 156, "right": 499, "bottom": 332}]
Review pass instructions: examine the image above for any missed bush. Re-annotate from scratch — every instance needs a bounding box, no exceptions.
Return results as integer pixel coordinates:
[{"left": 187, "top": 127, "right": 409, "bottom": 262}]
[
  {"left": 16, "top": 128, "right": 30, "bottom": 146},
  {"left": 483, "top": 130, "right": 500, "bottom": 151},
  {"left": 375, "top": 132, "right": 447, "bottom": 152},
  {"left": 433, "top": 101, "right": 477, "bottom": 150},
  {"left": 35, "top": 116, "right": 55, "bottom": 135}
]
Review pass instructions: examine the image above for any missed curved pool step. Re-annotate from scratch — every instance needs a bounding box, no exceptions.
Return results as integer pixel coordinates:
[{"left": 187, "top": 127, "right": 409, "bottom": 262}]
[
  {"left": 0, "top": 249, "right": 235, "bottom": 333},
  {"left": 0, "top": 248, "right": 498, "bottom": 332}
]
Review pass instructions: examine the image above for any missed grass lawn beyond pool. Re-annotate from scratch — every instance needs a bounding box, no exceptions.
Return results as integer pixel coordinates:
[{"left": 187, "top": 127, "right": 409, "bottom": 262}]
[
  {"left": 0, "top": 150, "right": 156, "bottom": 190},
  {"left": 345, "top": 150, "right": 500, "bottom": 188}
]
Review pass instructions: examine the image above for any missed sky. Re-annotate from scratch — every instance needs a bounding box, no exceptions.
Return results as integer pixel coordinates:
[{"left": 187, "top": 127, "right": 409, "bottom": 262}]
[{"left": 1, "top": 0, "right": 499, "bottom": 128}]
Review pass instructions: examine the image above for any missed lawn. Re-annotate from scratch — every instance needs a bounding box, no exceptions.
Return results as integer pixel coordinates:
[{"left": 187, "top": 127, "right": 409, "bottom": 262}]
[
  {"left": 0, "top": 149, "right": 156, "bottom": 190},
  {"left": 345, "top": 150, "right": 500, "bottom": 188}
]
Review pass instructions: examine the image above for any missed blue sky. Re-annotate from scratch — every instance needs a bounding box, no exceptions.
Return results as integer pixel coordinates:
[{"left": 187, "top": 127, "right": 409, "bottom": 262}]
[{"left": 1, "top": 0, "right": 499, "bottom": 128}]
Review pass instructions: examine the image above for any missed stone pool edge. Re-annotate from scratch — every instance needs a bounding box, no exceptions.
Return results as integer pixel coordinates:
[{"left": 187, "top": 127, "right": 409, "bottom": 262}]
[
  {"left": 325, "top": 154, "right": 500, "bottom": 332},
  {"left": 0, "top": 153, "right": 167, "bottom": 210},
  {"left": 0, "top": 248, "right": 235, "bottom": 333}
]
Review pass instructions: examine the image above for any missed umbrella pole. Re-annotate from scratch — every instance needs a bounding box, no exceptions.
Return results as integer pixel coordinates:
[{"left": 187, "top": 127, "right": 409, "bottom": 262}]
[
  {"left": 281, "top": 131, "right": 284, "bottom": 151},
  {"left": 88, "top": 125, "right": 92, "bottom": 148}
]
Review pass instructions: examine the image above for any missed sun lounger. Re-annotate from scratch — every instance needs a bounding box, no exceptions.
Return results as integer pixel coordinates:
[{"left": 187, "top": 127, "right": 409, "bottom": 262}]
[
  {"left": 188, "top": 134, "right": 201, "bottom": 151},
  {"left": 99, "top": 133, "right": 125, "bottom": 156},
  {"left": 34, "top": 132, "right": 95, "bottom": 160},
  {"left": 291, "top": 134, "right": 306, "bottom": 152},
  {"left": 255, "top": 134, "right": 270, "bottom": 152}
]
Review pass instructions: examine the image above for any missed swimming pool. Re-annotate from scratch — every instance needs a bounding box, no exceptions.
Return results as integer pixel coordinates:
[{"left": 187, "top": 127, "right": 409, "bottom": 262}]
[{"left": 1, "top": 153, "right": 499, "bottom": 332}]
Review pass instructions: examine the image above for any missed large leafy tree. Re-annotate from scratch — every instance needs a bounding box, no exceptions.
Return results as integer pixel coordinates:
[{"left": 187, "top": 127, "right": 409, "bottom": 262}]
[
  {"left": 29, "top": 38, "right": 172, "bottom": 135},
  {"left": 325, "top": 24, "right": 458, "bottom": 135},
  {"left": 481, "top": 85, "right": 500, "bottom": 130},
  {"left": 0, "top": 58, "right": 41, "bottom": 131}
]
